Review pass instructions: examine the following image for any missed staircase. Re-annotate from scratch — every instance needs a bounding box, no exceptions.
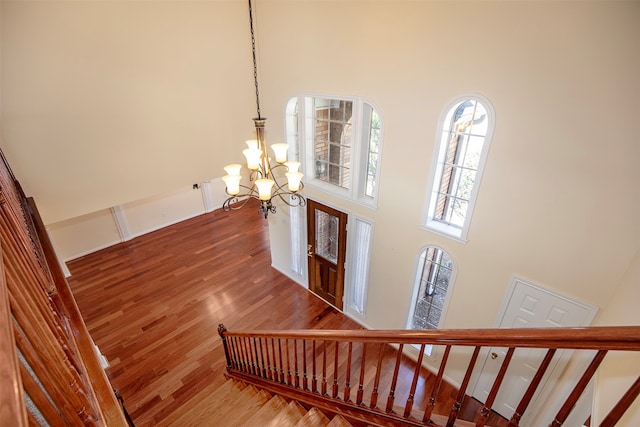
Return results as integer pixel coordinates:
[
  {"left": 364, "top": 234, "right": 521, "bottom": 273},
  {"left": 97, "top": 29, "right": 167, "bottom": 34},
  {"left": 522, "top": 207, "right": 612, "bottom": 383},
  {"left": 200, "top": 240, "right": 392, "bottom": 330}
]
[{"left": 163, "top": 378, "right": 362, "bottom": 427}]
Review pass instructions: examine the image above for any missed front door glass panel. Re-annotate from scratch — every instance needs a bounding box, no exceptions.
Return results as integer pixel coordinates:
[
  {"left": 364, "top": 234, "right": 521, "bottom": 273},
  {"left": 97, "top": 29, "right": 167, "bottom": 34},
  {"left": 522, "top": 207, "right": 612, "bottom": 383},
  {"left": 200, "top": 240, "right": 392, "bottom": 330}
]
[{"left": 315, "top": 210, "right": 339, "bottom": 264}]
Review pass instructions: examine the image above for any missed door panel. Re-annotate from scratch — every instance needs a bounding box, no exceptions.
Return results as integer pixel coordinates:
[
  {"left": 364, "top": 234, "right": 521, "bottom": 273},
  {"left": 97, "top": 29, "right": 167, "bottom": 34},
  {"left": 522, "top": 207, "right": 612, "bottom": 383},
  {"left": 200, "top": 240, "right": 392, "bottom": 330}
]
[
  {"left": 472, "top": 278, "right": 597, "bottom": 419},
  {"left": 307, "top": 200, "right": 347, "bottom": 310}
]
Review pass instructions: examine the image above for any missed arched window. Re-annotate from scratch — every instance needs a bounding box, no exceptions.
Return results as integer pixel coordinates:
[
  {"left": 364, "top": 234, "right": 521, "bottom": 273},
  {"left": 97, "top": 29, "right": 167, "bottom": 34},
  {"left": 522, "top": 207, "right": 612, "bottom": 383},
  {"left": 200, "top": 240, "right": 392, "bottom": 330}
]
[
  {"left": 423, "top": 94, "right": 495, "bottom": 241},
  {"left": 407, "top": 246, "right": 456, "bottom": 331}
]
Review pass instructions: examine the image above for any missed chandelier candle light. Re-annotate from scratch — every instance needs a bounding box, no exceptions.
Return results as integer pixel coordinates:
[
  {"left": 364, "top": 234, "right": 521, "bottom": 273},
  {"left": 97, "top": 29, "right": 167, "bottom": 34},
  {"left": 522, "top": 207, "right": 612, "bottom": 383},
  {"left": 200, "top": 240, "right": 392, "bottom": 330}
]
[{"left": 222, "top": 0, "right": 305, "bottom": 218}]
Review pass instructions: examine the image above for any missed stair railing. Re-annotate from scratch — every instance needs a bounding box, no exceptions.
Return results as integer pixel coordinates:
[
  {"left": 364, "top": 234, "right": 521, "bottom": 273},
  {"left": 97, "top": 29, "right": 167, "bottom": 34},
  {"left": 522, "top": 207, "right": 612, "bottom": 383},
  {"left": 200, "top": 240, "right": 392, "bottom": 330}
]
[
  {"left": 0, "top": 150, "right": 128, "bottom": 426},
  {"left": 218, "top": 324, "right": 640, "bottom": 427}
]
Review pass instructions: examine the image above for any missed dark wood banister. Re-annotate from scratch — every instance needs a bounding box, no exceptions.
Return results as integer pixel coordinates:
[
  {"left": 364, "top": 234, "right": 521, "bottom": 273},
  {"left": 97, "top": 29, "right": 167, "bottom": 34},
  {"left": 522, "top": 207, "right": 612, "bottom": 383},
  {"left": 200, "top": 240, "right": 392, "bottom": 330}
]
[
  {"left": 0, "top": 149, "right": 128, "bottom": 426},
  {"left": 219, "top": 325, "right": 640, "bottom": 427},
  {"left": 222, "top": 326, "right": 640, "bottom": 349}
]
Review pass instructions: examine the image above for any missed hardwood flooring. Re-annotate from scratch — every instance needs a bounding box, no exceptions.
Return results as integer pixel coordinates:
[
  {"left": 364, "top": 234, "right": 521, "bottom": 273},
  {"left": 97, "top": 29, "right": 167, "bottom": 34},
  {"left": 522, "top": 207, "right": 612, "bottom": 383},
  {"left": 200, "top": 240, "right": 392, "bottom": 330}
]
[
  {"left": 67, "top": 203, "right": 364, "bottom": 426},
  {"left": 67, "top": 202, "right": 507, "bottom": 426}
]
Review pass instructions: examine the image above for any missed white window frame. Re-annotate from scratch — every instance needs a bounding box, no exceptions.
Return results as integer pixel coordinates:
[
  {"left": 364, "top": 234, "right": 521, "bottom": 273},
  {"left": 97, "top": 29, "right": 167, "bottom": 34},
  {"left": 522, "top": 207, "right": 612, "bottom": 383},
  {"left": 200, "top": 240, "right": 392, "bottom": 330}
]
[
  {"left": 288, "top": 94, "right": 383, "bottom": 209},
  {"left": 422, "top": 93, "right": 496, "bottom": 242},
  {"left": 345, "top": 216, "right": 374, "bottom": 318},
  {"left": 406, "top": 245, "right": 457, "bottom": 358}
]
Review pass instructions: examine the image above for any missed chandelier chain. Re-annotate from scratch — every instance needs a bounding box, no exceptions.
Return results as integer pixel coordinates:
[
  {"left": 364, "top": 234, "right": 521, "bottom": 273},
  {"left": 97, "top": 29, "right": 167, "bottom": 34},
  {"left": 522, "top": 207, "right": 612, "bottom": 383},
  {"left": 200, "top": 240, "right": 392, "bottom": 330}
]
[
  {"left": 221, "top": 0, "right": 306, "bottom": 218},
  {"left": 248, "top": 0, "right": 261, "bottom": 119}
]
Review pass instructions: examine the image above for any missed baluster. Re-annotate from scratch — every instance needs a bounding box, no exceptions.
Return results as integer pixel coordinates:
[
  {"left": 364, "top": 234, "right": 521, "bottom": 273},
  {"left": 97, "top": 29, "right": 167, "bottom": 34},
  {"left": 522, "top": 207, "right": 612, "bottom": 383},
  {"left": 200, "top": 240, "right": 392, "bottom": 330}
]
[
  {"left": 476, "top": 347, "right": 515, "bottom": 427},
  {"left": 357, "top": 342, "right": 367, "bottom": 405},
  {"left": 239, "top": 337, "right": 252, "bottom": 373},
  {"left": 294, "top": 339, "right": 300, "bottom": 388},
  {"left": 344, "top": 341, "right": 353, "bottom": 402},
  {"left": 226, "top": 335, "right": 235, "bottom": 370},
  {"left": 285, "top": 338, "right": 292, "bottom": 386},
  {"left": 251, "top": 337, "right": 259, "bottom": 376},
  {"left": 9, "top": 266, "right": 84, "bottom": 392},
  {"left": 235, "top": 337, "right": 244, "bottom": 372},
  {"left": 13, "top": 322, "right": 87, "bottom": 426},
  {"left": 321, "top": 341, "right": 328, "bottom": 395},
  {"left": 302, "top": 340, "right": 308, "bottom": 390},
  {"left": 600, "top": 375, "right": 640, "bottom": 427},
  {"left": 251, "top": 337, "right": 258, "bottom": 375},
  {"left": 13, "top": 247, "right": 83, "bottom": 378},
  {"left": 271, "top": 338, "right": 279, "bottom": 382},
  {"left": 278, "top": 338, "right": 284, "bottom": 384},
  {"left": 18, "top": 362, "right": 62, "bottom": 426},
  {"left": 423, "top": 345, "right": 451, "bottom": 423},
  {"left": 550, "top": 350, "right": 608, "bottom": 427},
  {"left": 404, "top": 343, "right": 425, "bottom": 418},
  {"left": 386, "top": 343, "right": 404, "bottom": 413},
  {"left": 312, "top": 340, "right": 318, "bottom": 393},
  {"left": 508, "top": 348, "right": 557, "bottom": 426},
  {"left": 10, "top": 291, "right": 96, "bottom": 425},
  {"left": 240, "top": 337, "right": 248, "bottom": 373},
  {"left": 447, "top": 346, "right": 481, "bottom": 427},
  {"left": 332, "top": 341, "right": 340, "bottom": 398},
  {"left": 230, "top": 336, "right": 239, "bottom": 370},
  {"left": 370, "top": 343, "right": 385, "bottom": 409},
  {"left": 261, "top": 338, "right": 270, "bottom": 379}
]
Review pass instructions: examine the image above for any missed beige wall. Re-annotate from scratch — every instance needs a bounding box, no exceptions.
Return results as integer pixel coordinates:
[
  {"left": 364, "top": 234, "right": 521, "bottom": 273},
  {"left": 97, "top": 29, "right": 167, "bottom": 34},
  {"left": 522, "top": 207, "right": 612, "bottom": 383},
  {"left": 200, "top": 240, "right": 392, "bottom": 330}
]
[
  {"left": 1, "top": 0, "right": 254, "bottom": 224},
  {"left": 258, "top": 0, "right": 640, "bottom": 328},
  {"left": 259, "top": 1, "right": 640, "bottom": 421},
  {"left": 1, "top": 0, "right": 639, "bottom": 423},
  {"left": 593, "top": 249, "right": 640, "bottom": 425}
]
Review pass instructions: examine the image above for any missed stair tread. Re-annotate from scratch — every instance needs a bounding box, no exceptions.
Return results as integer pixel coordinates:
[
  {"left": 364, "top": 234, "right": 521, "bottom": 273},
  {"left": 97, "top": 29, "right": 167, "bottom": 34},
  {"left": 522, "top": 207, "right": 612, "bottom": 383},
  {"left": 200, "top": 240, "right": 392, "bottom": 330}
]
[
  {"left": 266, "top": 400, "right": 307, "bottom": 427},
  {"left": 166, "top": 381, "right": 271, "bottom": 427},
  {"left": 158, "top": 379, "right": 245, "bottom": 426},
  {"left": 241, "top": 394, "right": 289, "bottom": 426},
  {"left": 295, "top": 407, "right": 331, "bottom": 427},
  {"left": 327, "top": 414, "right": 354, "bottom": 427},
  {"left": 213, "top": 386, "right": 273, "bottom": 427}
]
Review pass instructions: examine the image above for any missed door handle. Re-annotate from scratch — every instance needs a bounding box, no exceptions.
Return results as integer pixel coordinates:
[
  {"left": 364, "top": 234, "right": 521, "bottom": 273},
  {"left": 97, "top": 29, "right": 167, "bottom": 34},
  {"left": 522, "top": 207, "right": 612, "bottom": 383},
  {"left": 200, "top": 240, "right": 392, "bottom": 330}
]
[
  {"left": 491, "top": 352, "right": 498, "bottom": 360},
  {"left": 307, "top": 244, "right": 314, "bottom": 257}
]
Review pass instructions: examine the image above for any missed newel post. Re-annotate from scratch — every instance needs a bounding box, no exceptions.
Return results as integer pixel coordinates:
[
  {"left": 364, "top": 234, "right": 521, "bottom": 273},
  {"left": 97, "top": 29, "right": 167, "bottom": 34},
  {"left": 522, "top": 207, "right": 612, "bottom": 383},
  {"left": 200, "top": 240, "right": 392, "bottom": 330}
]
[{"left": 217, "top": 324, "right": 232, "bottom": 371}]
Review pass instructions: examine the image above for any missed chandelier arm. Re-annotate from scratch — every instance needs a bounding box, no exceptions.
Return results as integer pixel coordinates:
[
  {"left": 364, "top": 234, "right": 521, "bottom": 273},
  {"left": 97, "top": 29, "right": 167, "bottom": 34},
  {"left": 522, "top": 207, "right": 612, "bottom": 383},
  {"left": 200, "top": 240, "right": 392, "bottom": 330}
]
[
  {"left": 232, "top": 183, "right": 260, "bottom": 195},
  {"left": 249, "top": 169, "right": 262, "bottom": 182},
  {"left": 271, "top": 178, "right": 288, "bottom": 193},
  {"left": 272, "top": 189, "right": 306, "bottom": 208},
  {"left": 223, "top": 195, "right": 255, "bottom": 211}
]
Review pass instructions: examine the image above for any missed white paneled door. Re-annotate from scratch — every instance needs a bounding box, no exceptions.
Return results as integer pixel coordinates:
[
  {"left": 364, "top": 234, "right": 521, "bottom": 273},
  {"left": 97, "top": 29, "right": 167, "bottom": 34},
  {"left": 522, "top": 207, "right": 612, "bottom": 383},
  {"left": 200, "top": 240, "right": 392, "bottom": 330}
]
[{"left": 471, "top": 278, "right": 598, "bottom": 421}]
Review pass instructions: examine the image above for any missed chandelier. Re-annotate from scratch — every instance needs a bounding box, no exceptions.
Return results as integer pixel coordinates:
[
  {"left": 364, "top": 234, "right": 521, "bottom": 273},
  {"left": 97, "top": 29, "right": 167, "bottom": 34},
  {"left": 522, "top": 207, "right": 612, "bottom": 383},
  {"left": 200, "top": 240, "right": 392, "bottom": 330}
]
[{"left": 222, "top": 0, "right": 305, "bottom": 219}]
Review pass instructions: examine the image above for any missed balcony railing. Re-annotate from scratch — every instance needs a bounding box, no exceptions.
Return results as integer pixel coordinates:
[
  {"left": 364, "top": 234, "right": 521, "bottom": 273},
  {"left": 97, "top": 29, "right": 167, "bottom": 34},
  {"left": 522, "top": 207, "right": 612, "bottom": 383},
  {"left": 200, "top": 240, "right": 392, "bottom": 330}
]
[{"left": 218, "top": 325, "right": 640, "bottom": 426}]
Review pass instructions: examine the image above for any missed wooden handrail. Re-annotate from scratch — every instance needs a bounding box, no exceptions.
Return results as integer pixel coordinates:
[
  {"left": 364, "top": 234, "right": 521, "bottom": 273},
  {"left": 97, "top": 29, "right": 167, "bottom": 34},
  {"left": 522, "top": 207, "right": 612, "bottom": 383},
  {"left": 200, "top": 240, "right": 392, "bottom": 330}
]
[
  {"left": 219, "top": 324, "right": 640, "bottom": 427},
  {"left": 27, "top": 198, "right": 127, "bottom": 426},
  {"left": 223, "top": 326, "right": 640, "bottom": 350}
]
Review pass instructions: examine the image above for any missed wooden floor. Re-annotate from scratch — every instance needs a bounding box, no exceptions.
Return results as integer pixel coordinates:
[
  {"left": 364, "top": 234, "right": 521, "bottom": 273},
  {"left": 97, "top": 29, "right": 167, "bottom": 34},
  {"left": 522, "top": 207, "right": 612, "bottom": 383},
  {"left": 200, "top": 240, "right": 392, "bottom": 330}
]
[{"left": 67, "top": 202, "right": 507, "bottom": 426}]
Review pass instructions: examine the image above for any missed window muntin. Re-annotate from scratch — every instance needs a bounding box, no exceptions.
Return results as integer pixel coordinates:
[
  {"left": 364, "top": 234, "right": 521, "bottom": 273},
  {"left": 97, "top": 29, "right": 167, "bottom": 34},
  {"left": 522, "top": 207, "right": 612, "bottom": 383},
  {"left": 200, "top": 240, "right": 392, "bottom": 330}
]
[
  {"left": 288, "top": 95, "right": 382, "bottom": 208},
  {"left": 408, "top": 246, "right": 455, "bottom": 331},
  {"left": 424, "top": 95, "right": 494, "bottom": 241},
  {"left": 313, "top": 98, "right": 353, "bottom": 189}
]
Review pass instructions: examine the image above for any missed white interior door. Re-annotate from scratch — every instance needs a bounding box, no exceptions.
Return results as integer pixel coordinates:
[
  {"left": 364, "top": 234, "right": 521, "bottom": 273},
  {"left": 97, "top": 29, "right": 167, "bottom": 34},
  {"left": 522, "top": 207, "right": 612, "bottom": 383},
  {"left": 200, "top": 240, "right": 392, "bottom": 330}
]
[{"left": 471, "top": 277, "right": 598, "bottom": 420}]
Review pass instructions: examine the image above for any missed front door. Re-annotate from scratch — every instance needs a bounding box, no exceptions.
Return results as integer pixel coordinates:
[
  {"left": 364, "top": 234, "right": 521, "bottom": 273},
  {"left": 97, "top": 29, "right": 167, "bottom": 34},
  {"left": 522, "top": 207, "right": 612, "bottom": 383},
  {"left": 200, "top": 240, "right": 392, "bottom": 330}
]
[
  {"left": 306, "top": 200, "right": 347, "bottom": 310},
  {"left": 471, "top": 278, "right": 597, "bottom": 421}
]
